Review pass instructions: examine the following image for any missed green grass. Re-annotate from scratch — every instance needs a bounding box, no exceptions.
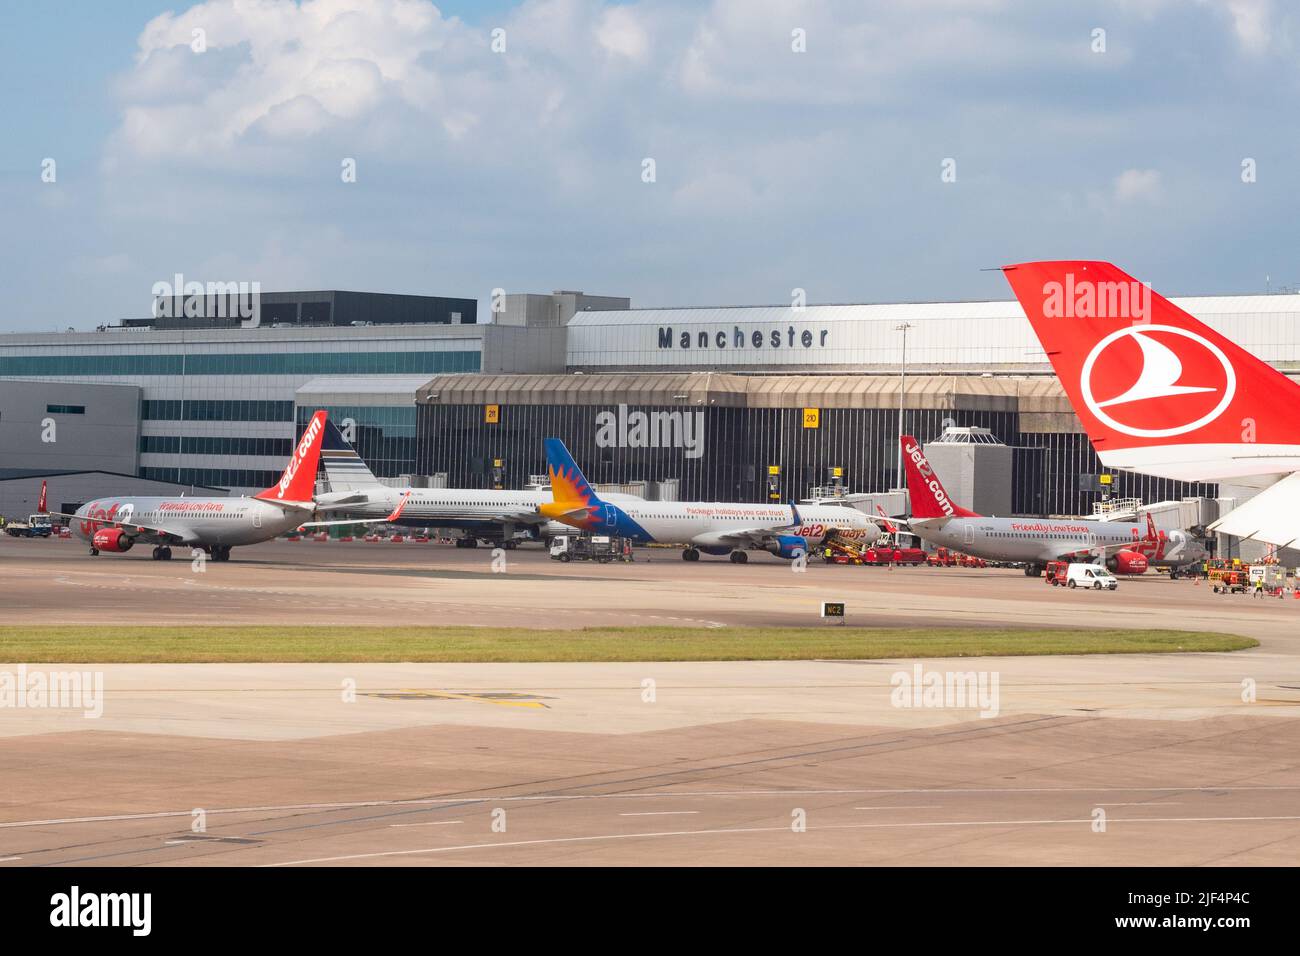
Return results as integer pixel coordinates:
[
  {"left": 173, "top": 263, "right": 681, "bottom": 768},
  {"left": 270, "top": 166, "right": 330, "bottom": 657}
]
[{"left": 0, "top": 625, "right": 1257, "bottom": 664}]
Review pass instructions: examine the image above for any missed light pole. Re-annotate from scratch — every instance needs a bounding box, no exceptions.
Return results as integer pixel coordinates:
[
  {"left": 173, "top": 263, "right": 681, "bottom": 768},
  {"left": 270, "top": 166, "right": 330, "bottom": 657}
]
[{"left": 894, "top": 322, "right": 912, "bottom": 490}]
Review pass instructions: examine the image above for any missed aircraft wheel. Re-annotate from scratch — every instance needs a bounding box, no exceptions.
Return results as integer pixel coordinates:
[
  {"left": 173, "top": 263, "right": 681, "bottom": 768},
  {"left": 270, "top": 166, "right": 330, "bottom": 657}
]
[
  {"left": 161, "top": 547, "right": 173, "bottom": 560},
  {"left": 682, "top": 548, "right": 700, "bottom": 562},
  {"left": 729, "top": 550, "right": 748, "bottom": 564},
  {"left": 89, "top": 548, "right": 99, "bottom": 556},
  {"left": 1024, "top": 565, "right": 1041, "bottom": 577},
  {"left": 152, "top": 546, "right": 164, "bottom": 560}
]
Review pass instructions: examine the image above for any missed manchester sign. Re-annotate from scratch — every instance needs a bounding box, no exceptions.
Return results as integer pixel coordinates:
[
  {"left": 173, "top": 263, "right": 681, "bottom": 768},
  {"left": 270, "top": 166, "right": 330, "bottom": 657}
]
[{"left": 657, "top": 325, "right": 830, "bottom": 351}]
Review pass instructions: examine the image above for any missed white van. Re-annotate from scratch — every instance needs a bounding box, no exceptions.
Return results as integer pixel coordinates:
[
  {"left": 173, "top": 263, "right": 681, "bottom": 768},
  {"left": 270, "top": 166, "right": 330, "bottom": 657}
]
[{"left": 1065, "top": 564, "right": 1118, "bottom": 591}]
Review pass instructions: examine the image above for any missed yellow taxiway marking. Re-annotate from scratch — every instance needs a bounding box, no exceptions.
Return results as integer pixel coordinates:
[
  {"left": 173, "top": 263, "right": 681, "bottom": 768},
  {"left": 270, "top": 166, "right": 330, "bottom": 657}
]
[{"left": 398, "top": 689, "right": 548, "bottom": 708}]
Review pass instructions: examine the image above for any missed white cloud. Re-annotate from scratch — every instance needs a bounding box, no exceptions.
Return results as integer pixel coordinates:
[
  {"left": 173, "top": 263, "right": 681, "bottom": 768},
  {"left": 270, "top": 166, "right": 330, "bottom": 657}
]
[
  {"left": 1113, "top": 168, "right": 1163, "bottom": 203},
  {"left": 12, "top": 0, "right": 1300, "bottom": 332},
  {"left": 596, "top": 6, "right": 651, "bottom": 62}
]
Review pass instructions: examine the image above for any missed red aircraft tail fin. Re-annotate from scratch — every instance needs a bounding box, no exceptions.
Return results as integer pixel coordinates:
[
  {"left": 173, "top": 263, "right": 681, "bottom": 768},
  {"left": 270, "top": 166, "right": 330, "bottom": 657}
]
[
  {"left": 1002, "top": 260, "right": 1300, "bottom": 480},
  {"left": 257, "top": 410, "right": 327, "bottom": 505},
  {"left": 900, "top": 436, "right": 980, "bottom": 520}
]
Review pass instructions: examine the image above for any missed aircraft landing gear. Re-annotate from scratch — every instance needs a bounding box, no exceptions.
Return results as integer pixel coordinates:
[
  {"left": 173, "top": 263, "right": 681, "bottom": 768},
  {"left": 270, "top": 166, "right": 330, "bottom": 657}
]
[
  {"left": 729, "top": 550, "right": 749, "bottom": 564},
  {"left": 89, "top": 548, "right": 99, "bottom": 556},
  {"left": 151, "top": 546, "right": 173, "bottom": 561},
  {"left": 209, "top": 545, "right": 231, "bottom": 562},
  {"left": 682, "top": 548, "right": 700, "bottom": 562},
  {"left": 1024, "top": 563, "right": 1043, "bottom": 577}
]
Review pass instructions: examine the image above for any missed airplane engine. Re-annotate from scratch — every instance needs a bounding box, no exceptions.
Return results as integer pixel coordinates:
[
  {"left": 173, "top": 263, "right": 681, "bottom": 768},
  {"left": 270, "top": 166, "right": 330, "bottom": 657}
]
[
  {"left": 1106, "top": 549, "right": 1148, "bottom": 575},
  {"left": 766, "top": 535, "right": 808, "bottom": 560},
  {"left": 91, "top": 528, "right": 134, "bottom": 553}
]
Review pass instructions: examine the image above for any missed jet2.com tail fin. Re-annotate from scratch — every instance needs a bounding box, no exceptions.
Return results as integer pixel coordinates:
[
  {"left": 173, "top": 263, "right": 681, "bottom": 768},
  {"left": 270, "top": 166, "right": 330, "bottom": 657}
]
[
  {"left": 900, "top": 435, "right": 980, "bottom": 520},
  {"left": 318, "top": 417, "right": 383, "bottom": 492},
  {"left": 257, "top": 410, "right": 327, "bottom": 506}
]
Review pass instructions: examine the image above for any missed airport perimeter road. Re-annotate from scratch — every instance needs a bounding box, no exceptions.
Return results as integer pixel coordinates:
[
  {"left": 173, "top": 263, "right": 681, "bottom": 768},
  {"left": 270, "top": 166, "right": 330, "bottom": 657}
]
[{"left": 2, "top": 538, "right": 1297, "bottom": 866}]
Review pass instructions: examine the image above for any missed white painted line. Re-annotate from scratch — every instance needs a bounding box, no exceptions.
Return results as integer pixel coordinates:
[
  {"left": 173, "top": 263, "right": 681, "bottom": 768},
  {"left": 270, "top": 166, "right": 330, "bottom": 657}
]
[
  {"left": 4, "top": 787, "right": 1292, "bottom": 830},
  {"left": 263, "top": 815, "right": 1300, "bottom": 867},
  {"left": 854, "top": 806, "right": 941, "bottom": 810},
  {"left": 619, "top": 811, "right": 700, "bottom": 817},
  {"left": 1097, "top": 803, "right": 1183, "bottom": 807},
  {"left": 389, "top": 821, "right": 464, "bottom": 828},
  {"left": 0, "top": 857, "right": 21, "bottom": 862}
]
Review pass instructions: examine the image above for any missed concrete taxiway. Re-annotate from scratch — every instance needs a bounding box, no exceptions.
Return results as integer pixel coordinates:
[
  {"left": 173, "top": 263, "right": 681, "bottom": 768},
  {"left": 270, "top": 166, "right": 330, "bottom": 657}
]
[{"left": 1, "top": 537, "right": 1297, "bottom": 865}]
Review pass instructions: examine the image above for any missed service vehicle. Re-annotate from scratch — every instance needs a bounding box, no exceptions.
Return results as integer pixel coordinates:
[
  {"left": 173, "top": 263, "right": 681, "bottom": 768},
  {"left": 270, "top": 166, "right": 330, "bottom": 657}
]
[
  {"left": 549, "top": 534, "right": 633, "bottom": 563},
  {"left": 4, "top": 513, "right": 53, "bottom": 538},
  {"left": 1053, "top": 563, "right": 1119, "bottom": 590}
]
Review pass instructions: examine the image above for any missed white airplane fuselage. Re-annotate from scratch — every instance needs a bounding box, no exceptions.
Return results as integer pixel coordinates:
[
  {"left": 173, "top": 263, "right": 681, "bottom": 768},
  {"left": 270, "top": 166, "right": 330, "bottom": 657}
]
[
  {"left": 73, "top": 497, "right": 308, "bottom": 548},
  {"left": 912, "top": 515, "right": 1203, "bottom": 567}
]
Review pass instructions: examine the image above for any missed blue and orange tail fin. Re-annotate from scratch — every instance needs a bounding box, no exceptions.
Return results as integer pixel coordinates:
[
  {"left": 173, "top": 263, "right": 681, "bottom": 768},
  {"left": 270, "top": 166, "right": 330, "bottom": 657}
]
[
  {"left": 539, "top": 439, "right": 603, "bottom": 528},
  {"left": 544, "top": 439, "right": 603, "bottom": 507}
]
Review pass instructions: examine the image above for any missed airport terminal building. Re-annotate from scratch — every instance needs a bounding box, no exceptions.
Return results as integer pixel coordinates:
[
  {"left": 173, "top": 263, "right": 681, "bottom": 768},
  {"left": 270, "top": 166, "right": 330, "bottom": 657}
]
[
  {"left": 3, "top": 286, "right": 1300, "bottom": 526},
  {"left": 292, "top": 294, "right": 1299, "bottom": 520}
]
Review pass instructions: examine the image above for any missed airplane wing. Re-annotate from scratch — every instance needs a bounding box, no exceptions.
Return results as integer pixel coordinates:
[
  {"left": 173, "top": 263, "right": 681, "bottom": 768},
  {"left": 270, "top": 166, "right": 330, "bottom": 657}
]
[
  {"left": 691, "top": 504, "right": 808, "bottom": 547},
  {"left": 1208, "top": 472, "right": 1300, "bottom": 549},
  {"left": 298, "top": 492, "right": 413, "bottom": 529},
  {"left": 47, "top": 511, "right": 197, "bottom": 546}
]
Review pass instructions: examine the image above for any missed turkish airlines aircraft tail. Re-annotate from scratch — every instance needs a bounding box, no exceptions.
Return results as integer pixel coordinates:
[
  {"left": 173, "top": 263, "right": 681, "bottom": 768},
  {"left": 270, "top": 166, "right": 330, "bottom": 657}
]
[
  {"left": 1002, "top": 260, "right": 1300, "bottom": 482},
  {"left": 1003, "top": 261, "right": 1300, "bottom": 549},
  {"left": 255, "top": 410, "right": 328, "bottom": 507},
  {"left": 900, "top": 435, "right": 980, "bottom": 521}
]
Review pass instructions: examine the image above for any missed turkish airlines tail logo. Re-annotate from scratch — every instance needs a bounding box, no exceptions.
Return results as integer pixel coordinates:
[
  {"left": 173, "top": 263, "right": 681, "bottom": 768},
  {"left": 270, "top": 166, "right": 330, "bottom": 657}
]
[
  {"left": 900, "top": 436, "right": 980, "bottom": 520},
  {"left": 1095, "top": 332, "right": 1214, "bottom": 407},
  {"left": 1003, "top": 260, "right": 1300, "bottom": 449},
  {"left": 257, "top": 410, "right": 328, "bottom": 504},
  {"left": 37, "top": 480, "right": 47, "bottom": 514}
]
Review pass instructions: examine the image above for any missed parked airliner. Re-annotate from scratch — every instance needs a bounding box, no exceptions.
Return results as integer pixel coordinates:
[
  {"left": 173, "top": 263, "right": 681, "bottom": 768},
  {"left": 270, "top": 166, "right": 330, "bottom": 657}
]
[
  {"left": 900, "top": 434, "right": 1203, "bottom": 576},
  {"left": 538, "top": 438, "right": 878, "bottom": 562},
  {"left": 55, "top": 411, "right": 335, "bottom": 561},
  {"left": 311, "top": 418, "right": 646, "bottom": 545}
]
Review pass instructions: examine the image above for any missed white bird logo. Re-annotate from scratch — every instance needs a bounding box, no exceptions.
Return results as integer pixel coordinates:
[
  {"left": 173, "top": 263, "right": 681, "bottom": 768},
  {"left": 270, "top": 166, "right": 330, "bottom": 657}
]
[
  {"left": 1096, "top": 331, "right": 1215, "bottom": 407},
  {"left": 1080, "top": 325, "right": 1236, "bottom": 439}
]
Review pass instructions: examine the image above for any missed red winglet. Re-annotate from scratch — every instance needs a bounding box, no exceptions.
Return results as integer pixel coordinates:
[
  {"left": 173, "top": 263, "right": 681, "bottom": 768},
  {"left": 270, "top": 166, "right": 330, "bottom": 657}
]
[{"left": 385, "top": 490, "right": 412, "bottom": 523}]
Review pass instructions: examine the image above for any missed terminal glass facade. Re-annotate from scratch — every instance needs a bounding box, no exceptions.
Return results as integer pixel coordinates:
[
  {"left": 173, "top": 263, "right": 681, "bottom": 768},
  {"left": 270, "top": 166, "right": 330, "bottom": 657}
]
[
  {"left": 411, "top": 402, "right": 1217, "bottom": 515},
  {"left": 296, "top": 405, "right": 418, "bottom": 478}
]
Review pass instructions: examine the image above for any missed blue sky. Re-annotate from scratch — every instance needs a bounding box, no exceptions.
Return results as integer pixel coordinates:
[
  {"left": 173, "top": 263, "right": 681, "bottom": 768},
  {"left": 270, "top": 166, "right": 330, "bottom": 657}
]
[{"left": 3, "top": 0, "right": 1298, "bottom": 330}]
